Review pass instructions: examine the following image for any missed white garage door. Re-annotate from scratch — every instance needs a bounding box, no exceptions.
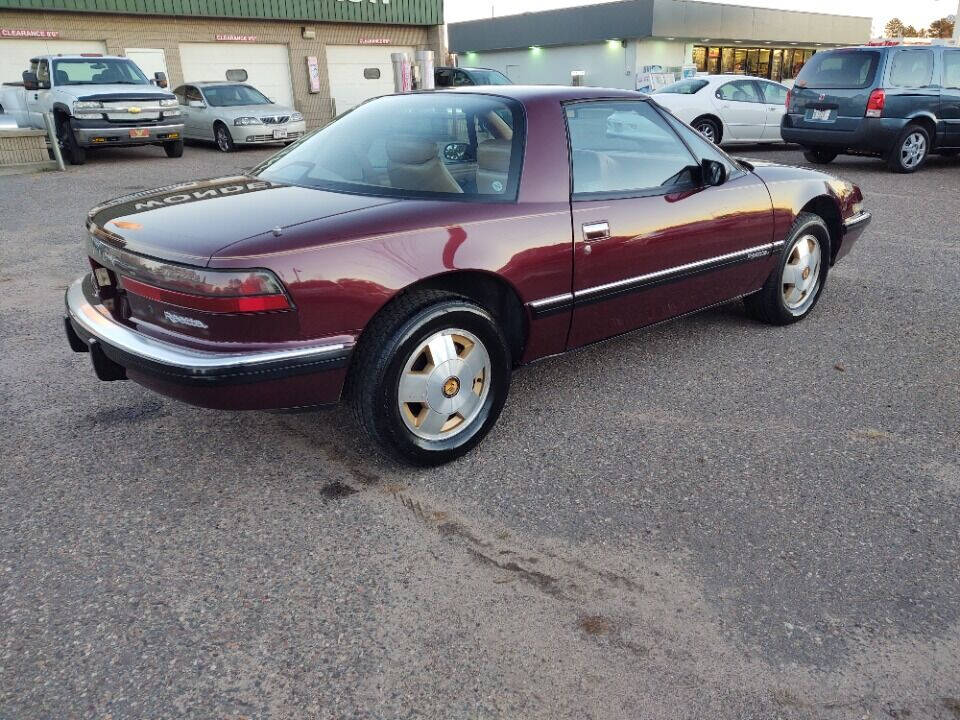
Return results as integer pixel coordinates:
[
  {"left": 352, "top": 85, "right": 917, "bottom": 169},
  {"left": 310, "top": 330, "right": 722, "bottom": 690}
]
[
  {"left": 325, "top": 45, "right": 415, "bottom": 116},
  {"left": 0, "top": 39, "right": 107, "bottom": 84},
  {"left": 179, "top": 43, "right": 294, "bottom": 107}
]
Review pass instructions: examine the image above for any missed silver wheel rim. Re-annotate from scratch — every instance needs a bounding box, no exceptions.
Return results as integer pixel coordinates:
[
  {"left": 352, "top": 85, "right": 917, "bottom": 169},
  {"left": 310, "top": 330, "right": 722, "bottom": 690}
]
[
  {"left": 397, "top": 328, "right": 491, "bottom": 441},
  {"left": 900, "top": 131, "right": 926, "bottom": 168},
  {"left": 216, "top": 127, "right": 230, "bottom": 151},
  {"left": 696, "top": 122, "right": 716, "bottom": 143},
  {"left": 781, "top": 233, "right": 822, "bottom": 315}
]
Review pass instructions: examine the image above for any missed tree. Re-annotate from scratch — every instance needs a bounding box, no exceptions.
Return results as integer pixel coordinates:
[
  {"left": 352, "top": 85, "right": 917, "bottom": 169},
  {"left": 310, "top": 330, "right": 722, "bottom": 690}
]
[
  {"left": 928, "top": 17, "right": 955, "bottom": 38},
  {"left": 885, "top": 17, "right": 906, "bottom": 37},
  {"left": 903, "top": 24, "right": 925, "bottom": 37}
]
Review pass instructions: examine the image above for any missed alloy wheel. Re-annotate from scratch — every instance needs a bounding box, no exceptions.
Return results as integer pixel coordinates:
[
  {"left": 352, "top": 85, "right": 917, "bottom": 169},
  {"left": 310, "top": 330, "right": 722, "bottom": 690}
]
[
  {"left": 216, "top": 127, "right": 231, "bottom": 152},
  {"left": 781, "top": 233, "right": 822, "bottom": 315},
  {"left": 397, "top": 328, "right": 491, "bottom": 441},
  {"left": 696, "top": 122, "right": 717, "bottom": 143},
  {"left": 900, "top": 131, "right": 927, "bottom": 169}
]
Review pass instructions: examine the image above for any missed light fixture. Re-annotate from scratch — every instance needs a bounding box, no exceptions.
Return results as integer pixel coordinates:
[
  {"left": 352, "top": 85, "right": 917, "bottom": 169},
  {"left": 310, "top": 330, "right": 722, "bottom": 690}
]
[
  {"left": 702, "top": 38, "right": 711, "bottom": 42},
  {"left": 529, "top": 45, "right": 541, "bottom": 52},
  {"left": 665, "top": 37, "right": 675, "bottom": 40},
  {"left": 733, "top": 40, "right": 742, "bottom": 44}
]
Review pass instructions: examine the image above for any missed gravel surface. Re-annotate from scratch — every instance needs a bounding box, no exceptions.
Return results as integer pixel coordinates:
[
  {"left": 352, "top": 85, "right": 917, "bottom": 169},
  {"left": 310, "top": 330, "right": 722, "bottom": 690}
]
[{"left": 1, "top": 141, "right": 958, "bottom": 719}]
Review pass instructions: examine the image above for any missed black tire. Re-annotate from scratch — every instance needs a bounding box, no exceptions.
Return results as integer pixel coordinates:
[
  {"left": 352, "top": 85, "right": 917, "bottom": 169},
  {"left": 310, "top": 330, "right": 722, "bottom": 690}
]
[
  {"left": 886, "top": 124, "right": 929, "bottom": 173},
  {"left": 163, "top": 139, "right": 184, "bottom": 158},
  {"left": 802, "top": 147, "right": 837, "bottom": 164},
  {"left": 347, "top": 289, "right": 512, "bottom": 466},
  {"left": 744, "top": 212, "right": 830, "bottom": 326},
  {"left": 214, "top": 122, "right": 235, "bottom": 152},
  {"left": 692, "top": 116, "right": 721, "bottom": 144},
  {"left": 57, "top": 116, "right": 86, "bottom": 165}
]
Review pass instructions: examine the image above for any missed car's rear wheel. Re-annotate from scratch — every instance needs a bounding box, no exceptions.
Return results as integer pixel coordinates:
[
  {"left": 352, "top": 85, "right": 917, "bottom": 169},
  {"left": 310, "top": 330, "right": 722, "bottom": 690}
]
[
  {"left": 802, "top": 147, "right": 837, "bottom": 164},
  {"left": 347, "top": 289, "right": 512, "bottom": 466},
  {"left": 163, "top": 139, "right": 184, "bottom": 158},
  {"left": 744, "top": 212, "right": 829, "bottom": 325},
  {"left": 887, "top": 124, "right": 929, "bottom": 173},
  {"left": 214, "top": 122, "right": 235, "bottom": 152},
  {"left": 692, "top": 116, "right": 721, "bottom": 144}
]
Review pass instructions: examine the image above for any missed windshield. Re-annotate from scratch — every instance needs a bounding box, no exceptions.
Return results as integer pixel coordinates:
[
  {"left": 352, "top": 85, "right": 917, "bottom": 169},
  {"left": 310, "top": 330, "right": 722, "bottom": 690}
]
[
  {"left": 468, "top": 69, "right": 513, "bottom": 85},
  {"left": 654, "top": 79, "right": 708, "bottom": 95},
  {"left": 794, "top": 50, "right": 880, "bottom": 89},
  {"left": 253, "top": 93, "right": 524, "bottom": 201},
  {"left": 203, "top": 84, "right": 272, "bottom": 107},
  {"left": 52, "top": 58, "right": 149, "bottom": 85}
]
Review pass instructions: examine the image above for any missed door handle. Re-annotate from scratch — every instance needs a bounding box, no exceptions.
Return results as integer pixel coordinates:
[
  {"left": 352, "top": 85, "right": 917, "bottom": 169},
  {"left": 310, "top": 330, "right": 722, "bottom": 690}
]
[{"left": 582, "top": 221, "right": 610, "bottom": 242}]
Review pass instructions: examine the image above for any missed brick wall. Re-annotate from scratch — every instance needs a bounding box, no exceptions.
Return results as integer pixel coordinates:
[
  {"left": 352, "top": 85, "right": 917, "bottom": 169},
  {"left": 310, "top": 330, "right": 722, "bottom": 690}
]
[
  {"left": 0, "top": 10, "right": 443, "bottom": 128},
  {"left": 0, "top": 127, "right": 49, "bottom": 166}
]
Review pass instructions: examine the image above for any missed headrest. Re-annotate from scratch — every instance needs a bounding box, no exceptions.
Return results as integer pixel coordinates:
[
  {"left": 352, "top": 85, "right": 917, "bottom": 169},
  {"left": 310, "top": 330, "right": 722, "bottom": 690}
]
[
  {"left": 386, "top": 136, "right": 437, "bottom": 165},
  {"left": 477, "top": 139, "right": 511, "bottom": 173}
]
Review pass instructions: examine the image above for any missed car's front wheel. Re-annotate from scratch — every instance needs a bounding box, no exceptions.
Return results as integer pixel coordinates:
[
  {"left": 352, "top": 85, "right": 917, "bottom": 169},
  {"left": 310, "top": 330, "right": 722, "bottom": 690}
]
[
  {"left": 57, "top": 117, "right": 86, "bottom": 165},
  {"left": 348, "top": 290, "right": 512, "bottom": 466},
  {"left": 214, "top": 122, "right": 235, "bottom": 152},
  {"left": 163, "top": 139, "right": 184, "bottom": 158},
  {"left": 744, "top": 212, "right": 829, "bottom": 325}
]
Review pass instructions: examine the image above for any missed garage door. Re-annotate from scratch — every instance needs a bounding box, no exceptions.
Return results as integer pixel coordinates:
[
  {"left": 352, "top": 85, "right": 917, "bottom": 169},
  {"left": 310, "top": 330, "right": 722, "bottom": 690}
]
[
  {"left": 0, "top": 39, "right": 107, "bottom": 84},
  {"left": 325, "top": 45, "right": 415, "bottom": 115},
  {"left": 179, "top": 43, "right": 293, "bottom": 107}
]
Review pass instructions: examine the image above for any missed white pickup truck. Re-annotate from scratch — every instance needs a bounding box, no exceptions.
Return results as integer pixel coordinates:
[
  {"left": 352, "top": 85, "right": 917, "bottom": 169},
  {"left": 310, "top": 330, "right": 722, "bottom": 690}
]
[{"left": 0, "top": 54, "right": 184, "bottom": 165}]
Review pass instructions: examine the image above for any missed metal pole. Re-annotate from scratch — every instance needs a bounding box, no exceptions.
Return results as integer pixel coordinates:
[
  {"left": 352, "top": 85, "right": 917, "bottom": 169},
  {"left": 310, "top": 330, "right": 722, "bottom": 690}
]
[{"left": 42, "top": 112, "right": 65, "bottom": 171}]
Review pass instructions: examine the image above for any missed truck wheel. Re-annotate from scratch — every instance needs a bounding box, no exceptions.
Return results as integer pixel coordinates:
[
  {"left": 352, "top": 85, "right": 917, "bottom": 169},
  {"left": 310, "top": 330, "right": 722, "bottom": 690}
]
[
  {"left": 163, "top": 139, "right": 184, "bottom": 158},
  {"left": 214, "top": 122, "right": 235, "bottom": 152},
  {"left": 802, "top": 147, "right": 837, "bottom": 164},
  {"left": 57, "top": 117, "right": 86, "bottom": 165},
  {"left": 887, "top": 124, "right": 929, "bottom": 173},
  {"left": 347, "top": 289, "right": 512, "bottom": 466}
]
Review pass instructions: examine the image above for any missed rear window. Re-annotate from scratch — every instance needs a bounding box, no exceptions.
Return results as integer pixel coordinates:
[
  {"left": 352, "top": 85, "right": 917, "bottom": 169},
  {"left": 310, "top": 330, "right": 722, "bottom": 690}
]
[
  {"left": 794, "top": 50, "right": 880, "bottom": 89},
  {"left": 888, "top": 49, "right": 934, "bottom": 88},
  {"left": 654, "top": 79, "right": 708, "bottom": 95}
]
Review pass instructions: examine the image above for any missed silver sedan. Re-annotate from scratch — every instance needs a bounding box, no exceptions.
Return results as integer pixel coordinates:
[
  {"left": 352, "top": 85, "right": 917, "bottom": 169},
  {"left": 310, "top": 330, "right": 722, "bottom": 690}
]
[{"left": 173, "top": 82, "right": 307, "bottom": 152}]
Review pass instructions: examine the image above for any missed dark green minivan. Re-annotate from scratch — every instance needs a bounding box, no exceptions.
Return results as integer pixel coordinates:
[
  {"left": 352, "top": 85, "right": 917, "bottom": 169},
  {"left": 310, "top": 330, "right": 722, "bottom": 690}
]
[{"left": 781, "top": 45, "right": 960, "bottom": 172}]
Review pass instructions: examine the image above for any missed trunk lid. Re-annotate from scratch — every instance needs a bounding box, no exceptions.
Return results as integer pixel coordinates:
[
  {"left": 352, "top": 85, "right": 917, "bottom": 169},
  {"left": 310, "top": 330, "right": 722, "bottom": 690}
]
[{"left": 787, "top": 48, "right": 884, "bottom": 131}]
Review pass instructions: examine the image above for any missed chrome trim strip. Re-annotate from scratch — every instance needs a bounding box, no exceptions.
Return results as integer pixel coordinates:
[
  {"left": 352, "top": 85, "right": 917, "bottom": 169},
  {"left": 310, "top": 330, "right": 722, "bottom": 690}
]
[
  {"left": 529, "top": 292, "right": 574, "bottom": 310},
  {"left": 842, "top": 211, "right": 871, "bottom": 230},
  {"left": 575, "top": 242, "right": 778, "bottom": 301},
  {"left": 66, "top": 278, "right": 346, "bottom": 372}
]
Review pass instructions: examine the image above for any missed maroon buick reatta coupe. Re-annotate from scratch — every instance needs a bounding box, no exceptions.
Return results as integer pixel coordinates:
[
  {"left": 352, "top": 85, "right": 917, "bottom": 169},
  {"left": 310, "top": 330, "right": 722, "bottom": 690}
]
[{"left": 65, "top": 86, "right": 870, "bottom": 465}]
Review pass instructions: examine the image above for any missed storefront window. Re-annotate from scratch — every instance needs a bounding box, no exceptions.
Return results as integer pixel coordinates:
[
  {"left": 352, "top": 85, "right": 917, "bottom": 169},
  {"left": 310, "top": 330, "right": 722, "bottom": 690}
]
[
  {"left": 770, "top": 49, "right": 783, "bottom": 81},
  {"left": 745, "top": 49, "right": 760, "bottom": 75},
  {"left": 720, "top": 47, "right": 734, "bottom": 74},
  {"left": 692, "top": 44, "right": 816, "bottom": 82},
  {"left": 707, "top": 46, "right": 721, "bottom": 74},
  {"left": 758, "top": 49, "right": 771, "bottom": 78},
  {"left": 693, "top": 46, "right": 707, "bottom": 72}
]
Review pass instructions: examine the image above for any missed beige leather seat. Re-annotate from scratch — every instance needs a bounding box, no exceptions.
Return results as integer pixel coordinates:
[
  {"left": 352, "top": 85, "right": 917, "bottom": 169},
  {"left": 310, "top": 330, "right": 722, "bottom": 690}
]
[
  {"left": 386, "top": 136, "right": 462, "bottom": 194},
  {"left": 477, "top": 139, "right": 511, "bottom": 194}
]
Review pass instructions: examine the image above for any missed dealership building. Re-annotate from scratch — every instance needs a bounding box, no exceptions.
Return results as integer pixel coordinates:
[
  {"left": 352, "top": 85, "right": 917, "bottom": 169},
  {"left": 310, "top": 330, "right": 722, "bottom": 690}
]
[
  {"left": 0, "top": 0, "right": 443, "bottom": 127},
  {"left": 448, "top": 0, "right": 872, "bottom": 89}
]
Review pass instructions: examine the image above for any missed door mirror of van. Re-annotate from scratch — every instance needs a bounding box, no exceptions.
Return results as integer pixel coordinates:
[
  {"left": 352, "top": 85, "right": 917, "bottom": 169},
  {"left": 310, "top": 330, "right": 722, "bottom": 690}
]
[
  {"left": 702, "top": 158, "right": 727, "bottom": 187},
  {"left": 154, "top": 71, "right": 168, "bottom": 88},
  {"left": 22, "top": 70, "right": 39, "bottom": 91}
]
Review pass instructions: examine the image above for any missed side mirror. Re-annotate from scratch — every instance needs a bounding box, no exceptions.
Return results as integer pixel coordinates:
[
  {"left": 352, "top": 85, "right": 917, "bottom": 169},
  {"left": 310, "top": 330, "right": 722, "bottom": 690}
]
[
  {"left": 188, "top": 100, "right": 205, "bottom": 108},
  {"left": 22, "top": 70, "right": 39, "bottom": 91},
  {"left": 702, "top": 158, "right": 727, "bottom": 187},
  {"left": 154, "top": 71, "right": 168, "bottom": 88}
]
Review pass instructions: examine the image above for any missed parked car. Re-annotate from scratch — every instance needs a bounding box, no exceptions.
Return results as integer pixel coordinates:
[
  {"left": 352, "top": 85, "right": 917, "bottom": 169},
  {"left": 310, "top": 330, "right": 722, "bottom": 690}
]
[
  {"left": 64, "top": 86, "right": 870, "bottom": 465},
  {"left": 435, "top": 66, "right": 513, "bottom": 87},
  {"left": 173, "top": 81, "right": 306, "bottom": 152},
  {"left": 0, "top": 54, "right": 182, "bottom": 165},
  {"left": 652, "top": 75, "right": 789, "bottom": 145},
  {"left": 782, "top": 45, "right": 960, "bottom": 172}
]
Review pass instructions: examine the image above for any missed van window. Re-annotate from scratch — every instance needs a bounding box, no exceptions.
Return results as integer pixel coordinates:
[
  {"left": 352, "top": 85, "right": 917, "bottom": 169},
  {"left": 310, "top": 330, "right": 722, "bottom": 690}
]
[
  {"left": 794, "top": 50, "right": 879, "bottom": 89},
  {"left": 889, "top": 50, "right": 934, "bottom": 88},
  {"left": 945, "top": 50, "right": 960, "bottom": 89}
]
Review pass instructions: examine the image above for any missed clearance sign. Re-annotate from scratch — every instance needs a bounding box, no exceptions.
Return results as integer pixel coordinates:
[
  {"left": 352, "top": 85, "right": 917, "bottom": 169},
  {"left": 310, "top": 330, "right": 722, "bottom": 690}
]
[{"left": 1, "top": 28, "right": 61, "bottom": 38}]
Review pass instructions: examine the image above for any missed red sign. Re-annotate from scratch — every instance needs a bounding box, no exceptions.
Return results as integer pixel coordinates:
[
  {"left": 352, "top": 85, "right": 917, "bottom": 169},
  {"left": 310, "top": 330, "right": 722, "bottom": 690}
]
[
  {"left": 359, "top": 38, "right": 391, "bottom": 45},
  {"left": 215, "top": 34, "right": 257, "bottom": 42},
  {"left": 1, "top": 28, "right": 60, "bottom": 38}
]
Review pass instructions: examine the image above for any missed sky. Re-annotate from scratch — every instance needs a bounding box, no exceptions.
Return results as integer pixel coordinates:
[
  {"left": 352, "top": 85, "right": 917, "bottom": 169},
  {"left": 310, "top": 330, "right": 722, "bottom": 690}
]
[{"left": 444, "top": 0, "right": 959, "bottom": 37}]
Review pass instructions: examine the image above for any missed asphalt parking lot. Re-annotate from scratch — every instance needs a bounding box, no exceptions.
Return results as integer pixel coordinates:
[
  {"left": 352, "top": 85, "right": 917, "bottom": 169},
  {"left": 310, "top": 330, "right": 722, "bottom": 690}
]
[{"left": 1, "top": 139, "right": 958, "bottom": 719}]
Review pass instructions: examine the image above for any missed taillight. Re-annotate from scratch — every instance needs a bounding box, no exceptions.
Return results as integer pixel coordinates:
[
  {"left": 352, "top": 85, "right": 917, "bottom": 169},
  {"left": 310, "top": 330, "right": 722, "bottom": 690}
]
[
  {"left": 866, "top": 88, "right": 885, "bottom": 118},
  {"left": 785, "top": 89, "right": 791, "bottom": 110},
  {"left": 118, "top": 261, "right": 291, "bottom": 314}
]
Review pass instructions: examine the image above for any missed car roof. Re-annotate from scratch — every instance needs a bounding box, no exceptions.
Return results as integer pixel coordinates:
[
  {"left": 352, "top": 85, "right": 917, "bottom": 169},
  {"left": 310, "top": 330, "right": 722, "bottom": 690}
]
[
  {"left": 189, "top": 81, "right": 249, "bottom": 87},
  {"left": 439, "top": 85, "right": 646, "bottom": 102}
]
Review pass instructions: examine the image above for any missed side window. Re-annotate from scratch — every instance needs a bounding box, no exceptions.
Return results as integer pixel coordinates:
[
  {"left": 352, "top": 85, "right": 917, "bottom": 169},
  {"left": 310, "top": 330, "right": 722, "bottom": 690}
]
[
  {"left": 760, "top": 82, "right": 788, "bottom": 105},
  {"left": 172, "top": 85, "right": 186, "bottom": 104},
  {"left": 37, "top": 59, "right": 50, "bottom": 87},
  {"left": 716, "top": 80, "right": 761, "bottom": 103},
  {"left": 435, "top": 69, "right": 454, "bottom": 87},
  {"left": 661, "top": 111, "right": 741, "bottom": 179},
  {"left": 943, "top": 50, "right": 960, "bottom": 89},
  {"left": 185, "top": 86, "right": 203, "bottom": 104},
  {"left": 453, "top": 71, "right": 474, "bottom": 87},
  {"left": 566, "top": 100, "right": 696, "bottom": 195},
  {"left": 889, "top": 50, "right": 934, "bottom": 88}
]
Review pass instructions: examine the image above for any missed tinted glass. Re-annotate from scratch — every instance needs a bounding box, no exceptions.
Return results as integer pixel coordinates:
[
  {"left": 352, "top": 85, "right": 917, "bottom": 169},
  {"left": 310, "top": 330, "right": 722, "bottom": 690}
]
[
  {"left": 566, "top": 100, "right": 696, "bottom": 195},
  {"left": 661, "top": 111, "right": 741, "bottom": 178},
  {"left": 203, "top": 84, "right": 271, "bottom": 107},
  {"left": 453, "top": 71, "right": 474, "bottom": 86},
  {"left": 52, "top": 58, "right": 148, "bottom": 85},
  {"left": 184, "top": 86, "right": 203, "bottom": 103},
  {"left": 254, "top": 93, "right": 523, "bottom": 200},
  {"left": 717, "top": 80, "right": 761, "bottom": 103},
  {"left": 759, "top": 81, "right": 788, "bottom": 104},
  {"left": 888, "top": 50, "right": 934, "bottom": 88},
  {"left": 465, "top": 69, "right": 512, "bottom": 85},
  {"left": 655, "top": 79, "right": 708, "bottom": 95},
  {"left": 944, "top": 50, "right": 960, "bottom": 89},
  {"left": 794, "top": 50, "right": 879, "bottom": 89}
]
